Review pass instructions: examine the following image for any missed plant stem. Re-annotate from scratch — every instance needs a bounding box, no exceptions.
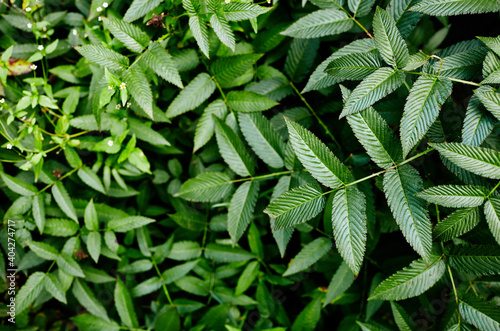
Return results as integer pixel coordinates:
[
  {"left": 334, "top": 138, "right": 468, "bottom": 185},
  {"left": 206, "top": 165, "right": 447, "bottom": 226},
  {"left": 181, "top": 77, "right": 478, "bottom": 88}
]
[
  {"left": 152, "top": 258, "right": 174, "bottom": 306},
  {"left": 290, "top": 82, "right": 342, "bottom": 150},
  {"left": 446, "top": 263, "right": 459, "bottom": 307},
  {"left": 488, "top": 181, "right": 500, "bottom": 197},
  {"left": 404, "top": 71, "right": 482, "bottom": 87},
  {"left": 231, "top": 170, "right": 294, "bottom": 183},
  {"left": 212, "top": 76, "right": 234, "bottom": 115},
  {"left": 38, "top": 166, "right": 80, "bottom": 194}
]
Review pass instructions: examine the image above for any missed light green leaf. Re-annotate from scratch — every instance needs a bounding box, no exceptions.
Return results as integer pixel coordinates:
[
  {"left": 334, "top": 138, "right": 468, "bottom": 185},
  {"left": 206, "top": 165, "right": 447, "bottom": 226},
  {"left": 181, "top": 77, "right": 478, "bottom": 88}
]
[
  {"left": 27, "top": 241, "right": 58, "bottom": 260},
  {"left": 122, "top": 64, "right": 154, "bottom": 119},
  {"left": 57, "top": 253, "right": 85, "bottom": 277},
  {"left": 115, "top": 279, "right": 138, "bottom": 328},
  {"left": 87, "top": 232, "right": 101, "bottom": 263},
  {"left": 349, "top": 0, "right": 376, "bottom": 17},
  {"left": 177, "top": 172, "right": 233, "bottom": 202},
  {"left": 52, "top": 181, "right": 78, "bottom": 223},
  {"left": 101, "top": 17, "right": 149, "bottom": 53},
  {"left": 283, "top": 237, "right": 332, "bottom": 276},
  {"left": 214, "top": 117, "right": 255, "bottom": 176},
  {"left": 71, "top": 314, "right": 120, "bottom": 331},
  {"left": 410, "top": 0, "right": 500, "bottom": 16},
  {"left": 235, "top": 261, "right": 259, "bottom": 295},
  {"left": 193, "top": 100, "right": 228, "bottom": 152},
  {"left": 162, "top": 260, "right": 199, "bottom": 284},
  {"left": 281, "top": 9, "right": 353, "bottom": 39},
  {"left": 75, "top": 45, "right": 129, "bottom": 71},
  {"left": 448, "top": 245, "right": 500, "bottom": 275},
  {"left": 434, "top": 45, "right": 487, "bottom": 80},
  {"left": 484, "top": 196, "right": 500, "bottom": 246},
  {"left": 210, "top": 12, "right": 235, "bottom": 51},
  {"left": 142, "top": 42, "right": 183, "bottom": 88},
  {"left": 369, "top": 255, "right": 445, "bottom": 300},
  {"left": 82, "top": 265, "right": 116, "bottom": 283},
  {"left": 167, "top": 241, "right": 202, "bottom": 261},
  {"left": 44, "top": 218, "right": 79, "bottom": 237},
  {"left": 128, "top": 118, "right": 171, "bottom": 146},
  {"left": 430, "top": 142, "right": 500, "bottom": 179},
  {"left": 462, "top": 95, "right": 495, "bottom": 146},
  {"left": 118, "top": 260, "right": 153, "bottom": 274},
  {"left": 434, "top": 207, "right": 481, "bottom": 241},
  {"left": 400, "top": 75, "right": 453, "bottom": 157},
  {"left": 459, "top": 295, "right": 500, "bottom": 331},
  {"left": 325, "top": 53, "right": 382, "bottom": 81},
  {"left": 331, "top": 186, "right": 367, "bottom": 275},
  {"left": 227, "top": 90, "right": 278, "bottom": 112},
  {"left": 16, "top": 272, "right": 45, "bottom": 314},
  {"left": 324, "top": 261, "right": 355, "bottom": 306},
  {"left": 391, "top": 301, "right": 416, "bottom": 331},
  {"left": 131, "top": 277, "right": 162, "bottom": 297},
  {"left": 43, "top": 273, "right": 67, "bottom": 304},
  {"left": 416, "top": 185, "right": 488, "bottom": 208},
  {"left": 72, "top": 279, "right": 110, "bottom": 322},
  {"left": 373, "top": 7, "right": 409, "bottom": 68},
  {"left": 0, "top": 172, "right": 38, "bottom": 196},
  {"left": 383, "top": 165, "right": 432, "bottom": 261},
  {"left": 108, "top": 216, "right": 155, "bottom": 232},
  {"left": 189, "top": 15, "right": 210, "bottom": 58},
  {"left": 84, "top": 199, "right": 99, "bottom": 231},
  {"left": 124, "top": 0, "right": 163, "bottom": 22},
  {"left": 291, "top": 295, "right": 322, "bottom": 331},
  {"left": 222, "top": 2, "right": 271, "bottom": 21},
  {"left": 166, "top": 73, "right": 216, "bottom": 118},
  {"left": 228, "top": 181, "right": 260, "bottom": 245},
  {"left": 212, "top": 54, "right": 262, "bottom": 88},
  {"left": 78, "top": 166, "right": 106, "bottom": 194},
  {"left": 32, "top": 194, "right": 45, "bottom": 233},
  {"left": 204, "top": 243, "right": 255, "bottom": 262},
  {"left": 474, "top": 85, "right": 500, "bottom": 122}
]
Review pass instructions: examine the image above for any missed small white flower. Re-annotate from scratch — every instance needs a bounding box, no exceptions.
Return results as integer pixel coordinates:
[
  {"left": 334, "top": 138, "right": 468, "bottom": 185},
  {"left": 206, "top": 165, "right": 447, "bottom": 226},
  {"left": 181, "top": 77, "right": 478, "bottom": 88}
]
[
  {"left": 97, "top": 6, "right": 103, "bottom": 12},
  {"left": 37, "top": 45, "right": 44, "bottom": 51},
  {"left": 108, "top": 85, "right": 113, "bottom": 90},
  {"left": 126, "top": 102, "right": 131, "bottom": 108},
  {"left": 107, "top": 140, "right": 114, "bottom": 146},
  {"left": 0, "top": 98, "right": 4, "bottom": 103},
  {"left": 72, "top": 29, "right": 78, "bottom": 35},
  {"left": 26, "top": 7, "right": 32, "bottom": 12},
  {"left": 30, "top": 64, "right": 37, "bottom": 70},
  {"left": 119, "top": 82, "right": 126, "bottom": 90},
  {"left": 103, "top": 2, "right": 109, "bottom": 8},
  {"left": 6, "top": 143, "right": 12, "bottom": 149},
  {"left": 225, "top": 0, "right": 230, "bottom": 3},
  {"left": 27, "top": 23, "right": 33, "bottom": 29},
  {"left": 115, "top": 104, "right": 121, "bottom": 109},
  {"left": 267, "top": 0, "right": 271, "bottom": 3},
  {"left": 98, "top": 17, "right": 102, "bottom": 21}
]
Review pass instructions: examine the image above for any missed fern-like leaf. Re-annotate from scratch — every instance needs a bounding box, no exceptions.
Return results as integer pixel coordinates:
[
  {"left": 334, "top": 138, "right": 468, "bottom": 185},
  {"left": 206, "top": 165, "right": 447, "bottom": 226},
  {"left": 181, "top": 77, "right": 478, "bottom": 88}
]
[
  {"left": 484, "top": 196, "right": 500, "bottom": 246},
  {"left": 285, "top": 38, "right": 320, "bottom": 83},
  {"left": 166, "top": 73, "right": 216, "bottom": 118},
  {"left": 349, "top": 0, "right": 376, "bottom": 17},
  {"left": 474, "top": 85, "right": 500, "bottom": 122},
  {"left": 142, "top": 42, "right": 183, "bottom": 89},
  {"left": 415, "top": 185, "right": 488, "bottom": 208},
  {"left": 325, "top": 53, "right": 382, "bottom": 81},
  {"left": 434, "top": 207, "right": 481, "bottom": 241},
  {"left": 283, "top": 237, "right": 332, "bottom": 276},
  {"left": 462, "top": 95, "right": 495, "bottom": 146},
  {"left": 410, "top": 0, "right": 500, "bottom": 16},
  {"left": 101, "top": 17, "right": 149, "bottom": 53},
  {"left": 391, "top": 301, "right": 417, "bottom": 331},
  {"left": 281, "top": 9, "right": 353, "bottom": 39},
  {"left": 226, "top": 90, "right": 278, "bottom": 112},
  {"left": 193, "top": 99, "right": 228, "bottom": 152},
  {"left": 122, "top": 64, "right": 154, "bottom": 119},
  {"left": 177, "top": 172, "right": 233, "bottom": 202},
  {"left": 189, "top": 15, "right": 210, "bottom": 58},
  {"left": 387, "top": 0, "right": 423, "bottom": 38},
  {"left": 373, "top": 7, "right": 409, "bottom": 68},
  {"left": 228, "top": 181, "right": 260, "bottom": 245},
  {"left": 75, "top": 45, "right": 129, "bottom": 71},
  {"left": 459, "top": 295, "right": 500, "bottom": 331},
  {"left": 448, "top": 245, "right": 500, "bottom": 275},
  {"left": 211, "top": 54, "right": 262, "bottom": 88}
]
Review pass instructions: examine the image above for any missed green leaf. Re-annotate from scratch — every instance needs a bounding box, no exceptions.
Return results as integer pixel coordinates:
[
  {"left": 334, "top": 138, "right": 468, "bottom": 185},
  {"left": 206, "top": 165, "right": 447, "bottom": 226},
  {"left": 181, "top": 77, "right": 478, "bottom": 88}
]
[
  {"left": 124, "top": 0, "right": 163, "bottom": 22},
  {"left": 128, "top": 118, "right": 170, "bottom": 146},
  {"left": 283, "top": 237, "right": 332, "bottom": 276},
  {"left": 72, "top": 279, "right": 110, "bottom": 322},
  {"left": 410, "top": 0, "right": 500, "bottom": 16},
  {"left": 325, "top": 53, "right": 382, "bottom": 81},
  {"left": 166, "top": 73, "right": 216, "bottom": 118},
  {"left": 167, "top": 241, "right": 202, "bottom": 261},
  {"left": 82, "top": 265, "right": 116, "bottom": 283},
  {"left": 286, "top": 118, "right": 353, "bottom": 188},
  {"left": 341, "top": 67, "right": 406, "bottom": 117},
  {"left": 238, "top": 112, "right": 285, "bottom": 168},
  {"left": 87, "top": 231, "right": 101, "bottom": 263},
  {"left": 434, "top": 207, "right": 481, "bottom": 241},
  {"left": 222, "top": 2, "right": 271, "bottom": 21},
  {"left": 265, "top": 185, "right": 326, "bottom": 230},
  {"left": 373, "top": 7, "right": 409, "bottom": 68},
  {"left": 155, "top": 308, "right": 181, "bottom": 331},
  {"left": 177, "top": 172, "right": 233, "bottom": 202},
  {"left": 210, "top": 12, "right": 235, "bottom": 51},
  {"left": 43, "top": 273, "right": 67, "bottom": 304},
  {"left": 32, "top": 194, "right": 45, "bottom": 233},
  {"left": 162, "top": 260, "right": 199, "bottom": 284},
  {"left": 383, "top": 165, "right": 432, "bottom": 261},
  {"left": 281, "top": 9, "right": 353, "bottom": 38},
  {"left": 459, "top": 295, "right": 500, "bottom": 330},
  {"left": 204, "top": 243, "right": 255, "bottom": 262},
  {"left": 101, "top": 17, "right": 149, "bottom": 53},
  {"left": 131, "top": 277, "right": 162, "bottom": 297},
  {"left": 246, "top": 77, "right": 293, "bottom": 102},
  {"left": 391, "top": 301, "right": 416, "bottom": 331},
  {"left": 78, "top": 166, "right": 106, "bottom": 194},
  {"left": 430, "top": 142, "right": 500, "bottom": 180},
  {"left": 227, "top": 90, "right": 278, "bottom": 112},
  {"left": 142, "top": 43, "right": 183, "bottom": 88},
  {"left": 71, "top": 314, "right": 120, "bottom": 331},
  {"left": 189, "top": 14, "right": 210, "bottom": 58},
  {"left": 416, "top": 185, "right": 488, "bottom": 208},
  {"left": 214, "top": 117, "right": 255, "bottom": 176},
  {"left": 235, "top": 261, "right": 260, "bottom": 295},
  {"left": 16, "top": 272, "right": 45, "bottom": 314},
  {"left": 448, "top": 245, "right": 500, "bottom": 275},
  {"left": 331, "top": 186, "right": 367, "bottom": 275},
  {"left": 84, "top": 199, "right": 99, "bottom": 231},
  {"left": 324, "top": 261, "right": 355, "bottom": 306},
  {"left": 57, "top": 253, "right": 85, "bottom": 277},
  {"left": 118, "top": 260, "right": 153, "bottom": 274},
  {"left": 291, "top": 295, "right": 322, "bottom": 331},
  {"left": 75, "top": 45, "right": 129, "bottom": 71},
  {"left": 228, "top": 181, "right": 260, "bottom": 245},
  {"left": 462, "top": 95, "right": 496, "bottom": 146},
  {"left": 44, "top": 218, "right": 79, "bottom": 237},
  {"left": 387, "top": 0, "right": 423, "bottom": 38},
  {"left": 484, "top": 196, "right": 500, "bottom": 246},
  {"left": 285, "top": 38, "right": 320, "bottom": 83},
  {"left": 349, "top": 0, "right": 376, "bottom": 17},
  {"left": 478, "top": 35, "right": 500, "bottom": 57},
  {"left": 0, "top": 172, "right": 37, "bottom": 196},
  {"left": 52, "top": 181, "right": 78, "bottom": 223},
  {"left": 194, "top": 100, "right": 228, "bottom": 152},
  {"left": 27, "top": 241, "right": 58, "bottom": 260},
  {"left": 115, "top": 279, "right": 138, "bottom": 328},
  {"left": 400, "top": 75, "right": 453, "bottom": 157},
  {"left": 369, "top": 255, "right": 445, "bottom": 300},
  {"left": 211, "top": 54, "right": 262, "bottom": 88},
  {"left": 434, "top": 45, "right": 487, "bottom": 80},
  {"left": 108, "top": 216, "right": 155, "bottom": 232},
  {"left": 122, "top": 64, "right": 154, "bottom": 119},
  {"left": 474, "top": 85, "right": 500, "bottom": 122}
]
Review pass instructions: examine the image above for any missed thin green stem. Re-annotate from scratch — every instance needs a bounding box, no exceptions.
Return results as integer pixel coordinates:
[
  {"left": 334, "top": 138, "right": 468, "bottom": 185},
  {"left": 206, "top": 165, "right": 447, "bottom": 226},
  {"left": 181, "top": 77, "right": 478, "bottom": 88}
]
[
  {"left": 152, "top": 258, "right": 174, "bottom": 306},
  {"left": 290, "top": 82, "right": 342, "bottom": 150},
  {"left": 212, "top": 76, "right": 234, "bottom": 115},
  {"left": 446, "top": 263, "right": 459, "bottom": 308},
  {"left": 487, "top": 181, "right": 500, "bottom": 197},
  {"left": 404, "top": 71, "right": 482, "bottom": 87},
  {"left": 230, "top": 170, "right": 294, "bottom": 183},
  {"left": 38, "top": 166, "right": 80, "bottom": 194}
]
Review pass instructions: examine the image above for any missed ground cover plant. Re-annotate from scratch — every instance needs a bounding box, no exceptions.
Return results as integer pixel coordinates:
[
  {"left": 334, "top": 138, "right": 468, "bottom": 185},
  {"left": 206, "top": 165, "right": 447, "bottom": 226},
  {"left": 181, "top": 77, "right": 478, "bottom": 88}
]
[{"left": 1, "top": 0, "right": 500, "bottom": 330}]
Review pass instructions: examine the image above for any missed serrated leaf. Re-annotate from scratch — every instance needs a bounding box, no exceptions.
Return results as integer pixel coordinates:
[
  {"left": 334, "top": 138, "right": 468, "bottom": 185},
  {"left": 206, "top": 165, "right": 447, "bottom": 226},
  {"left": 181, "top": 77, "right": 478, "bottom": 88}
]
[
  {"left": 142, "top": 43, "right": 183, "bottom": 88},
  {"left": 245, "top": 77, "right": 293, "bottom": 102},
  {"left": 265, "top": 184, "right": 326, "bottom": 230},
  {"left": 214, "top": 117, "right": 255, "bottom": 176},
  {"left": 71, "top": 314, "right": 120, "bottom": 331},
  {"left": 162, "top": 260, "right": 199, "bottom": 284},
  {"left": 228, "top": 181, "right": 260, "bottom": 245},
  {"left": 57, "top": 253, "right": 85, "bottom": 277},
  {"left": 222, "top": 2, "right": 271, "bottom": 21},
  {"left": 167, "top": 241, "right": 202, "bottom": 261},
  {"left": 373, "top": 7, "right": 409, "bottom": 68},
  {"left": 84, "top": 199, "right": 99, "bottom": 231},
  {"left": 72, "top": 279, "right": 110, "bottom": 321},
  {"left": 87, "top": 232, "right": 101, "bottom": 263},
  {"left": 341, "top": 68, "right": 406, "bottom": 117},
  {"left": 324, "top": 261, "right": 355, "bottom": 306},
  {"left": 400, "top": 75, "right": 453, "bottom": 157},
  {"left": 44, "top": 273, "right": 67, "bottom": 304},
  {"left": 484, "top": 196, "right": 500, "bottom": 246},
  {"left": 462, "top": 95, "right": 496, "bottom": 146},
  {"left": 27, "top": 241, "right": 58, "bottom": 260},
  {"left": 122, "top": 64, "right": 154, "bottom": 119},
  {"left": 387, "top": 0, "right": 423, "bottom": 38},
  {"left": 474, "top": 85, "right": 500, "bottom": 122},
  {"left": 75, "top": 45, "right": 129, "bottom": 71},
  {"left": 459, "top": 295, "right": 500, "bottom": 331},
  {"left": 448, "top": 245, "right": 500, "bottom": 275},
  {"left": 102, "top": 17, "right": 149, "bottom": 53},
  {"left": 416, "top": 185, "right": 488, "bottom": 208},
  {"left": 127, "top": 118, "right": 170, "bottom": 146},
  {"left": 434, "top": 46, "right": 487, "bottom": 80},
  {"left": 78, "top": 166, "right": 106, "bottom": 194},
  {"left": 108, "top": 216, "right": 155, "bottom": 232},
  {"left": 383, "top": 165, "right": 432, "bottom": 261},
  {"left": 410, "top": 0, "right": 500, "bottom": 16},
  {"left": 82, "top": 265, "right": 116, "bottom": 283},
  {"left": 331, "top": 186, "right": 367, "bottom": 275},
  {"left": 281, "top": 9, "right": 353, "bottom": 38},
  {"left": 238, "top": 112, "right": 285, "bottom": 168},
  {"left": 192, "top": 100, "right": 228, "bottom": 151},
  {"left": 325, "top": 53, "right": 382, "bottom": 81},
  {"left": 177, "top": 172, "right": 233, "bottom": 202},
  {"left": 32, "top": 194, "right": 45, "bottom": 233},
  {"left": 166, "top": 73, "right": 216, "bottom": 118},
  {"left": 286, "top": 118, "right": 353, "bottom": 188},
  {"left": 115, "top": 279, "right": 138, "bottom": 328},
  {"left": 283, "top": 237, "right": 332, "bottom": 276},
  {"left": 434, "top": 207, "right": 481, "bottom": 241},
  {"left": 212, "top": 54, "right": 262, "bottom": 88},
  {"left": 131, "top": 277, "right": 162, "bottom": 297},
  {"left": 0, "top": 172, "right": 38, "bottom": 196},
  {"left": 210, "top": 12, "right": 235, "bottom": 51},
  {"left": 189, "top": 14, "right": 210, "bottom": 58},
  {"left": 204, "top": 243, "right": 255, "bottom": 262},
  {"left": 44, "top": 218, "right": 79, "bottom": 237},
  {"left": 16, "top": 272, "right": 45, "bottom": 314},
  {"left": 369, "top": 255, "right": 445, "bottom": 300},
  {"left": 285, "top": 38, "right": 320, "bottom": 83},
  {"left": 235, "top": 261, "right": 259, "bottom": 295},
  {"left": 52, "top": 181, "right": 78, "bottom": 223},
  {"left": 483, "top": 51, "right": 500, "bottom": 77},
  {"left": 118, "top": 260, "right": 153, "bottom": 274},
  {"left": 124, "top": 0, "right": 163, "bottom": 22},
  {"left": 227, "top": 90, "right": 277, "bottom": 112},
  {"left": 291, "top": 295, "right": 322, "bottom": 331},
  {"left": 391, "top": 301, "right": 416, "bottom": 331},
  {"left": 430, "top": 142, "right": 500, "bottom": 180}
]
